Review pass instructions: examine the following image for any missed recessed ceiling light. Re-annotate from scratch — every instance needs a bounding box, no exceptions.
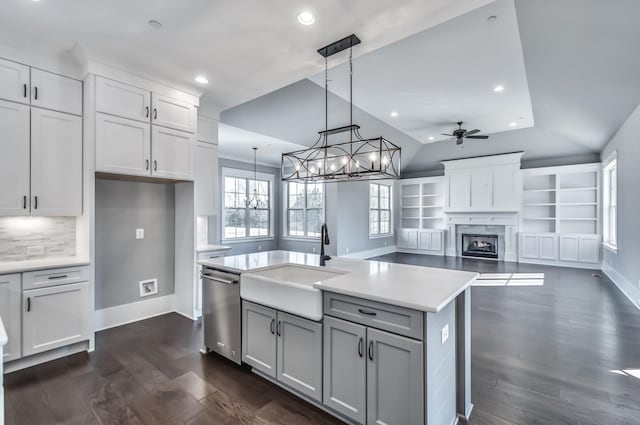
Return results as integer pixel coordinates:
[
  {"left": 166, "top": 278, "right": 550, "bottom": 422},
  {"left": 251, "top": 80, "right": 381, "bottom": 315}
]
[
  {"left": 148, "top": 19, "right": 162, "bottom": 29},
  {"left": 510, "top": 122, "right": 517, "bottom": 127},
  {"left": 390, "top": 111, "right": 398, "bottom": 117},
  {"left": 195, "top": 75, "right": 209, "bottom": 84},
  {"left": 494, "top": 85, "right": 505, "bottom": 92},
  {"left": 428, "top": 136, "right": 435, "bottom": 141},
  {"left": 297, "top": 11, "right": 315, "bottom": 26}
]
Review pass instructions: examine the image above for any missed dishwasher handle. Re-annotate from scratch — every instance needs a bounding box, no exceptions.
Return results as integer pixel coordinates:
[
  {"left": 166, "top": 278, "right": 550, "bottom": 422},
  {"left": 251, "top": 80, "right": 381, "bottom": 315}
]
[{"left": 200, "top": 273, "right": 239, "bottom": 285}]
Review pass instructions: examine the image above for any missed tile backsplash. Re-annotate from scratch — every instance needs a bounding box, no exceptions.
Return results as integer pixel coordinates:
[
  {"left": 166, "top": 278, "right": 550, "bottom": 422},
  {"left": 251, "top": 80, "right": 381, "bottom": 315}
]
[{"left": 0, "top": 217, "right": 76, "bottom": 262}]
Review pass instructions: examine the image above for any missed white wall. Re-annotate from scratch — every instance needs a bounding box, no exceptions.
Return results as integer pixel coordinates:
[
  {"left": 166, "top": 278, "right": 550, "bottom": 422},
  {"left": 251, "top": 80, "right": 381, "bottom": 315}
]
[{"left": 600, "top": 103, "right": 640, "bottom": 308}]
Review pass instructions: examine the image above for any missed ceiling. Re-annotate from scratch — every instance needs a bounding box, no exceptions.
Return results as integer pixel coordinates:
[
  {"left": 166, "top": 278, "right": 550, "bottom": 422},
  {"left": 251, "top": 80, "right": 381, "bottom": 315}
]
[
  {"left": 0, "top": 0, "right": 493, "bottom": 112},
  {"left": 307, "top": 0, "right": 534, "bottom": 144}
]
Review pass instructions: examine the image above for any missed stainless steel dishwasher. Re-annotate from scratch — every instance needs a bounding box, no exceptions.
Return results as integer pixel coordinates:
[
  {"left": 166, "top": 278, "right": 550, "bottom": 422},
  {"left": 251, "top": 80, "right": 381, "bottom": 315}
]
[{"left": 201, "top": 266, "right": 241, "bottom": 364}]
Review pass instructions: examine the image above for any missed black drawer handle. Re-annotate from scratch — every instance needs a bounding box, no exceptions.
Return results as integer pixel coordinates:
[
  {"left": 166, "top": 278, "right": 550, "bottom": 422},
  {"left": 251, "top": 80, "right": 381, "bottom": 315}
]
[
  {"left": 48, "top": 275, "right": 68, "bottom": 280},
  {"left": 146, "top": 159, "right": 149, "bottom": 170},
  {"left": 34, "top": 196, "right": 38, "bottom": 209},
  {"left": 153, "top": 160, "right": 157, "bottom": 171},
  {"left": 23, "top": 83, "right": 27, "bottom": 98},
  {"left": 145, "top": 106, "right": 149, "bottom": 118},
  {"left": 358, "top": 337, "right": 364, "bottom": 357},
  {"left": 23, "top": 195, "right": 27, "bottom": 209},
  {"left": 270, "top": 318, "right": 275, "bottom": 335},
  {"left": 153, "top": 108, "right": 157, "bottom": 120},
  {"left": 277, "top": 320, "right": 282, "bottom": 337},
  {"left": 34, "top": 86, "right": 38, "bottom": 100},
  {"left": 27, "top": 297, "right": 31, "bottom": 312},
  {"left": 358, "top": 308, "right": 377, "bottom": 316},
  {"left": 368, "top": 341, "right": 374, "bottom": 361}
]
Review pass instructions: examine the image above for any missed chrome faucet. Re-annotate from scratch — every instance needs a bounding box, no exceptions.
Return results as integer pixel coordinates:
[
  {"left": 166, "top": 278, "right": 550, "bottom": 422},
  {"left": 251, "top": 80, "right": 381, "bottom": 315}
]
[{"left": 320, "top": 223, "right": 331, "bottom": 266}]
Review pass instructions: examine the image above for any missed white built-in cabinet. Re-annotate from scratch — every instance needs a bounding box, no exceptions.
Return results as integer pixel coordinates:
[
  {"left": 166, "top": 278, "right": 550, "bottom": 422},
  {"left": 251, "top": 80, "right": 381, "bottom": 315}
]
[
  {"left": 0, "top": 58, "right": 83, "bottom": 216},
  {"left": 195, "top": 142, "right": 219, "bottom": 216},
  {"left": 0, "top": 274, "right": 21, "bottom": 363},
  {"left": 94, "top": 76, "right": 195, "bottom": 180}
]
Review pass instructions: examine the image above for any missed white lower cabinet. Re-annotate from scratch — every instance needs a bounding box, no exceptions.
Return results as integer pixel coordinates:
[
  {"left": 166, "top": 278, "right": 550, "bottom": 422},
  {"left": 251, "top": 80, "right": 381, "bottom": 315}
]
[
  {"left": 242, "top": 301, "right": 323, "bottom": 402},
  {"left": 397, "top": 229, "right": 418, "bottom": 249},
  {"left": 22, "top": 281, "right": 89, "bottom": 357},
  {"left": 559, "top": 234, "right": 600, "bottom": 263},
  {"left": 418, "top": 230, "right": 443, "bottom": 252},
  {"left": 0, "top": 274, "right": 21, "bottom": 363},
  {"left": 521, "top": 233, "right": 599, "bottom": 265},
  {"left": 520, "top": 233, "right": 558, "bottom": 260}
]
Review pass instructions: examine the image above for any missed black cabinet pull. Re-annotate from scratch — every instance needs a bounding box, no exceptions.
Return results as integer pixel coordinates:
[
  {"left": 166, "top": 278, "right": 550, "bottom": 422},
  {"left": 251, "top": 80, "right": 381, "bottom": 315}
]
[
  {"left": 358, "top": 337, "right": 364, "bottom": 357},
  {"left": 23, "top": 83, "right": 27, "bottom": 98},
  {"left": 368, "top": 341, "right": 374, "bottom": 361},
  {"left": 145, "top": 159, "right": 149, "bottom": 170},
  {"left": 145, "top": 106, "right": 149, "bottom": 118},
  {"left": 34, "top": 86, "right": 38, "bottom": 100},
  {"left": 34, "top": 196, "right": 38, "bottom": 209},
  {"left": 23, "top": 195, "right": 27, "bottom": 209},
  {"left": 277, "top": 321, "right": 282, "bottom": 337},
  {"left": 270, "top": 318, "right": 275, "bottom": 335},
  {"left": 153, "top": 160, "right": 157, "bottom": 171},
  {"left": 358, "top": 308, "right": 377, "bottom": 316},
  {"left": 27, "top": 297, "right": 31, "bottom": 312},
  {"left": 153, "top": 108, "right": 157, "bottom": 120},
  {"left": 48, "top": 275, "right": 68, "bottom": 280}
]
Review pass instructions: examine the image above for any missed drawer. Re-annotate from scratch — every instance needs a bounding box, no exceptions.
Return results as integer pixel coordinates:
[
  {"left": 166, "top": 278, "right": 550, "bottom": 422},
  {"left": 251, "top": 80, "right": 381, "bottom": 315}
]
[
  {"left": 197, "top": 251, "right": 229, "bottom": 261},
  {"left": 323, "top": 292, "right": 423, "bottom": 340},
  {"left": 22, "top": 266, "right": 90, "bottom": 290}
]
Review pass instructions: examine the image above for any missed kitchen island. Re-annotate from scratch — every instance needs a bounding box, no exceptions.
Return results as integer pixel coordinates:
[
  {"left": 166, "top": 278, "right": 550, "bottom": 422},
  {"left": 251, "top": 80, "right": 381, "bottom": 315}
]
[{"left": 199, "top": 250, "right": 476, "bottom": 425}]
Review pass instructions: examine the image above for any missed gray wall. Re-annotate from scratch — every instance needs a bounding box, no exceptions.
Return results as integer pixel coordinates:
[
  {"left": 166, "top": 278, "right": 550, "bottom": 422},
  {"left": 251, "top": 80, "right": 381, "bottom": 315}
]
[
  {"left": 216, "top": 158, "right": 281, "bottom": 255},
  {"left": 600, "top": 103, "right": 640, "bottom": 307},
  {"left": 95, "top": 179, "right": 175, "bottom": 309}
]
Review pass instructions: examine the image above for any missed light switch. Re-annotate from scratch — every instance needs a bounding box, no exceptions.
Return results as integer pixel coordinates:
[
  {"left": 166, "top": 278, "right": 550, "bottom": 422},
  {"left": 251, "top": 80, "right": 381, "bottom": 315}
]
[
  {"left": 441, "top": 324, "right": 449, "bottom": 345},
  {"left": 136, "top": 228, "right": 144, "bottom": 239}
]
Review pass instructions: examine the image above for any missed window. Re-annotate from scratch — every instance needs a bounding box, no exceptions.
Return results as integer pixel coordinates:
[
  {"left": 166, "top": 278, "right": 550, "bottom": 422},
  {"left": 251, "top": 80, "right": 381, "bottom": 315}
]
[
  {"left": 603, "top": 153, "right": 617, "bottom": 252},
  {"left": 222, "top": 168, "right": 274, "bottom": 241},
  {"left": 369, "top": 182, "right": 392, "bottom": 237},
  {"left": 286, "top": 182, "right": 324, "bottom": 238}
]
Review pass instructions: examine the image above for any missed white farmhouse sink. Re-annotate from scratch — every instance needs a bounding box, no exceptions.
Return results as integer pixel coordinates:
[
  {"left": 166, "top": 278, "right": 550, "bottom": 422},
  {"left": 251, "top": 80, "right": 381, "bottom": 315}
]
[{"left": 241, "top": 264, "right": 346, "bottom": 320}]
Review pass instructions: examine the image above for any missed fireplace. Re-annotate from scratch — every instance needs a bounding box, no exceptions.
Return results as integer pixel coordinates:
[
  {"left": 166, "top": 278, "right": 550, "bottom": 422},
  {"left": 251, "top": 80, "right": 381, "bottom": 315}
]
[{"left": 462, "top": 234, "right": 498, "bottom": 259}]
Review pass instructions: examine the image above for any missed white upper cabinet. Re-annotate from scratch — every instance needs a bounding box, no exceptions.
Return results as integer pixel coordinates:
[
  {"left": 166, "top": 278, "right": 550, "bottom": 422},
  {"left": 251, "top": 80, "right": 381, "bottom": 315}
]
[
  {"left": 197, "top": 115, "right": 219, "bottom": 144},
  {"left": 0, "top": 58, "right": 30, "bottom": 104},
  {"left": 30, "top": 68, "right": 82, "bottom": 116},
  {"left": 96, "top": 76, "right": 151, "bottom": 123},
  {"left": 470, "top": 168, "right": 492, "bottom": 210},
  {"left": 30, "top": 108, "right": 82, "bottom": 216},
  {"left": 96, "top": 113, "right": 151, "bottom": 177},
  {"left": 492, "top": 165, "right": 520, "bottom": 210},
  {"left": 446, "top": 170, "right": 471, "bottom": 210},
  {"left": 152, "top": 93, "right": 196, "bottom": 133},
  {"left": 151, "top": 126, "right": 193, "bottom": 180},
  {"left": 0, "top": 100, "right": 30, "bottom": 216}
]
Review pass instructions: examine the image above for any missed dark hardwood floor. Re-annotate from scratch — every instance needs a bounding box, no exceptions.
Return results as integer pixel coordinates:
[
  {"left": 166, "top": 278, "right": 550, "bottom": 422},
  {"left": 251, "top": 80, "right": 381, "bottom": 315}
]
[{"left": 4, "top": 254, "right": 640, "bottom": 425}]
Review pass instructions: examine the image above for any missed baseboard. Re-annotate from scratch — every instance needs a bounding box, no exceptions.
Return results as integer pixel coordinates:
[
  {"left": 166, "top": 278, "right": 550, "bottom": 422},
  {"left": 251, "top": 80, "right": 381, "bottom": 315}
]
[
  {"left": 397, "top": 248, "right": 445, "bottom": 256},
  {"left": 94, "top": 294, "right": 177, "bottom": 331},
  {"left": 602, "top": 264, "right": 640, "bottom": 311},
  {"left": 4, "top": 341, "right": 89, "bottom": 373},
  {"left": 339, "top": 245, "right": 397, "bottom": 260},
  {"left": 517, "top": 257, "right": 602, "bottom": 270}
]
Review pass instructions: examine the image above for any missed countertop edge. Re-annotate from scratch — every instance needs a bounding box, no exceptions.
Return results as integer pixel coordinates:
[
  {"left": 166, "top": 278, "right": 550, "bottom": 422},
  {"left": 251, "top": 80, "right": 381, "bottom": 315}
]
[{"left": 0, "top": 258, "right": 91, "bottom": 275}]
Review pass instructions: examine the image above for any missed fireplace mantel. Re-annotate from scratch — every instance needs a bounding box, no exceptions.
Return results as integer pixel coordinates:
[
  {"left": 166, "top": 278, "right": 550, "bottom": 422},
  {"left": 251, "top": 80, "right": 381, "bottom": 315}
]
[{"left": 445, "top": 212, "right": 519, "bottom": 262}]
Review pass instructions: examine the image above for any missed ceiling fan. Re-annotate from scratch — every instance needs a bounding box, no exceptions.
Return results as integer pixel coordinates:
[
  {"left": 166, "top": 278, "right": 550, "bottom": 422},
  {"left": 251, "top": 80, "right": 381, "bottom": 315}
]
[{"left": 441, "top": 122, "right": 489, "bottom": 145}]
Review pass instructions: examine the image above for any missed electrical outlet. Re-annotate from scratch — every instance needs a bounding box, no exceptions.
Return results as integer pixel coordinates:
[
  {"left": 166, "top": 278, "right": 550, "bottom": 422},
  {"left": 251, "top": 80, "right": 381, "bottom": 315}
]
[
  {"left": 136, "top": 228, "right": 144, "bottom": 239},
  {"left": 139, "top": 279, "right": 158, "bottom": 297},
  {"left": 312, "top": 247, "right": 317, "bottom": 253},
  {"left": 441, "top": 324, "right": 449, "bottom": 345},
  {"left": 26, "top": 246, "right": 45, "bottom": 256},
  {"left": 258, "top": 245, "right": 263, "bottom": 251}
]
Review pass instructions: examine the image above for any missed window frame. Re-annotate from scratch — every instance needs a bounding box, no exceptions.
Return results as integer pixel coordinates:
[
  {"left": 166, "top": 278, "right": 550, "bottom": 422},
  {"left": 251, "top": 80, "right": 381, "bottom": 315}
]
[
  {"left": 602, "top": 152, "right": 618, "bottom": 254},
  {"left": 369, "top": 182, "right": 393, "bottom": 239},
  {"left": 282, "top": 181, "right": 326, "bottom": 241},
  {"left": 221, "top": 167, "right": 275, "bottom": 243}
]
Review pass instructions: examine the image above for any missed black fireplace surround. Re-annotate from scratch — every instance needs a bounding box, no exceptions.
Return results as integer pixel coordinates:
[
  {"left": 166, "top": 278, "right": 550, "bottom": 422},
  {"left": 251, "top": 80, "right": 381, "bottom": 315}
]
[{"left": 462, "top": 234, "right": 498, "bottom": 259}]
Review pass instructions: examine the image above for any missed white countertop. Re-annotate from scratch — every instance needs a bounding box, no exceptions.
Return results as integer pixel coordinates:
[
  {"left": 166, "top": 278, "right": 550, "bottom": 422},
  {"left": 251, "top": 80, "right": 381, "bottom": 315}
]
[
  {"left": 0, "top": 316, "right": 6, "bottom": 347},
  {"left": 199, "top": 250, "right": 477, "bottom": 313},
  {"left": 0, "top": 257, "right": 90, "bottom": 275},
  {"left": 197, "top": 244, "right": 232, "bottom": 253}
]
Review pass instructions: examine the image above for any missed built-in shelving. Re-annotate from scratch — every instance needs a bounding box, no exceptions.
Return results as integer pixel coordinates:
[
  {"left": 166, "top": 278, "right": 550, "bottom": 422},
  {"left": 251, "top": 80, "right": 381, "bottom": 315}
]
[{"left": 399, "top": 177, "right": 445, "bottom": 230}]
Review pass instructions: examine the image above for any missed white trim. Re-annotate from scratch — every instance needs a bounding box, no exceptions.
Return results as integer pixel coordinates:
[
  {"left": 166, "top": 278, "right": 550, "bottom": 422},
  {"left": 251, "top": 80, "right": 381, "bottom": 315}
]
[
  {"left": 339, "top": 245, "right": 397, "bottom": 260},
  {"left": 94, "top": 294, "right": 176, "bottom": 331},
  {"left": 369, "top": 181, "right": 394, "bottom": 238},
  {"left": 222, "top": 237, "right": 275, "bottom": 244},
  {"left": 282, "top": 180, "right": 326, "bottom": 239},
  {"left": 602, "top": 263, "right": 640, "bottom": 311},
  {"left": 517, "top": 257, "right": 602, "bottom": 270},
  {"left": 4, "top": 341, "right": 89, "bottom": 374},
  {"left": 397, "top": 248, "right": 445, "bottom": 257},
  {"left": 603, "top": 242, "right": 618, "bottom": 254},
  {"left": 369, "top": 232, "right": 394, "bottom": 240},
  {"left": 281, "top": 236, "right": 320, "bottom": 242}
]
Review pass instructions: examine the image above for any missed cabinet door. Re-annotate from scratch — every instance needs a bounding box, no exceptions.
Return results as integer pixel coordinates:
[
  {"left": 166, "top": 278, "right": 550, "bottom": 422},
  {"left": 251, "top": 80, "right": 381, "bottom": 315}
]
[
  {"left": 30, "top": 68, "right": 82, "bottom": 116},
  {"left": 367, "top": 328, "right": 424, "bottom": 425},
  {"left": 430, "top": 231, "right": 443, "bottom": 251},
  {"left": 0, "top": 274, "right": 22, "bottom": 362},
  {"left": 446, "top": 171, "right": 471, "bottom": 210},
  {"left": 242, "top": 301, "right": 277, "bottom": 378},
  {"left": 96, "top": 76, "right": 151, "bottom": 123},
  {"left": 151, "top": 93, "right": 196, "bottom": 133},
  {"left": 539, "top": 234, "right": 558, "bottom": 260},
  {"left": 559, "top": 235, "right": 580, "bottom": 262},
  {"left": 22, "top": 282, "right": 89, "bottom": 357},
  {"left": 520, "top": 234, "right": 539, "bottom": 259},
  {"left": 194, "top": 142, "right": 218, "bottom": 216},
  {"left": 30, "top": 108, "right": 82, "bottom": 216},
  {"left": 398, "top": 230, "right": 418, "bottom": 249},
  {"left": 151, "top": 126, "right": 193, "bottom": 180},
  {"left": 277, "top": 311, "right": 323, "bottom": 402},
  {"left": 418, "top": 231, "right": 431, "bottom": 251},
  {"left": 0, "top": 100, "right": 30, "bottom": 216},
  {"left": 96, "top": 113, "right": 151, "bottom": 177},
  {"left": 579, "top": 236, "right": 600, "bottom": 263},
  {"left": 323, "top": 316, "right": 366, "bottom": 424},
  {"left": 470, "top": 168, "right": 492, "bottom": 210},
  {"left": 0, "top": 58, "right": 30, "bottom": 104},
  {"left": 492, "top": 166, "right": 519, "bottom": 210}
]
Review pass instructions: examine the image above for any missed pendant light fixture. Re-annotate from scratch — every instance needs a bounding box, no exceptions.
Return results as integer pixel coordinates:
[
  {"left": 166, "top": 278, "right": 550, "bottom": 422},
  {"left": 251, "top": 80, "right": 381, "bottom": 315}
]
[
  {"left": 282, "top": 34, "right": 401, "bottom": 183},
  {"left": 246, "top": 147, "right": 263, "bottom": 209}
]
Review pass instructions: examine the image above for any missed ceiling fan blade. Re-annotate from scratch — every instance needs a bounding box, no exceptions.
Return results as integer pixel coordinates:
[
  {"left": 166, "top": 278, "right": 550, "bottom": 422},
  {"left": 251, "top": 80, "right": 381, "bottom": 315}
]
[
  {"left": 463, "top": 129, "right": 480, "bottom": 136},
  {"left": 441, "top": 133, "right": 454, "bottom": 136},
  {"left": 466, "top": 135, "right": 489, "bottom": 139}
]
